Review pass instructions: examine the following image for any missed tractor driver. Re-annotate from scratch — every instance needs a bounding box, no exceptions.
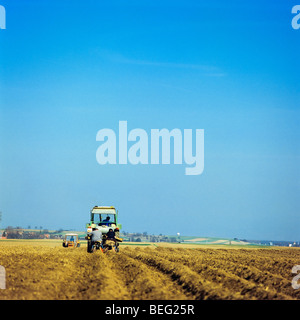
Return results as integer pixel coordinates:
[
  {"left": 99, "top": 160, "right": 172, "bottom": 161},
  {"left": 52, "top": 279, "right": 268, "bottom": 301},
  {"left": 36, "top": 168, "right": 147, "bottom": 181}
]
[{"left": 102, "top": 216, "right": 111, "bottom": 226}]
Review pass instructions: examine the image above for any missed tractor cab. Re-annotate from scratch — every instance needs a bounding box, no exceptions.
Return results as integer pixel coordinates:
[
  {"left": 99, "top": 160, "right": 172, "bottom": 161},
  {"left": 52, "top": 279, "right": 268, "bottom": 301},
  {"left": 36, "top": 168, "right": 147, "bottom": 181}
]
[
  {"left": 62, "top": 233, "right": 80, "bottom": 248},
  {"left": 86, "top": 206, "right": 122, "bottom": 234}
]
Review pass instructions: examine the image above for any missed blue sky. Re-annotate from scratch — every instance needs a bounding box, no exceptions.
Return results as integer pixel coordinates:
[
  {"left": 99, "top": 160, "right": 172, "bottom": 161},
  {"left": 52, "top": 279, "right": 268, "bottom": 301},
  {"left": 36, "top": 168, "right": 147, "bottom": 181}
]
[{"left": 0, "top": 0, "right": 299, "bottom": 240}]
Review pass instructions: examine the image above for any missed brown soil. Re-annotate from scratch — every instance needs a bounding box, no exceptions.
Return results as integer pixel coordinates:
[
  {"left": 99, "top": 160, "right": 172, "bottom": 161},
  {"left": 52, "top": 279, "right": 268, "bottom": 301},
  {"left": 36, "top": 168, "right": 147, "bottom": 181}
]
[{"left": 0, "top": 244, "right": 299, "bottom": 300}]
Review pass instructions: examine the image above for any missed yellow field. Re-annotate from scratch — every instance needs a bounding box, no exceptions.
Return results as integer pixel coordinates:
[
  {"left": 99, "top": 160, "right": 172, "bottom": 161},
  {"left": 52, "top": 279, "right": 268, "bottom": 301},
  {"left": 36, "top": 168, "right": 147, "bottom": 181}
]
[{"left": 0, "top": 240, "right": 299, "bottom": 300}]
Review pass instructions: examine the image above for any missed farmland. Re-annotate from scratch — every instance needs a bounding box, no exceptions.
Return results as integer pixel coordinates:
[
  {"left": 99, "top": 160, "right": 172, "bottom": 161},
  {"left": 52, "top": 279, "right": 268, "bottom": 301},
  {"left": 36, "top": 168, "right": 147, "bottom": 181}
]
[{"left": 0, "top": 240, "right": 299, "bottom": 300}]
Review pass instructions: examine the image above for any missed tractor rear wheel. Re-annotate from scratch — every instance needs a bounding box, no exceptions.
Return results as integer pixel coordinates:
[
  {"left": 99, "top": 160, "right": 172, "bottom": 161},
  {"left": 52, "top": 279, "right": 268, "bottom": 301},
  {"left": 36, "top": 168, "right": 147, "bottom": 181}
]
[{"left": 87, "top": 240, "right": 93, "bottom": 253}]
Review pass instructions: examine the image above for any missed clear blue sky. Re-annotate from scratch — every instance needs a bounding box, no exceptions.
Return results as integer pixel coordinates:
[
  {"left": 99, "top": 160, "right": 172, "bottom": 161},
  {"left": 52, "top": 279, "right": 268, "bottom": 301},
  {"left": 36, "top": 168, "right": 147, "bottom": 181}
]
[{"left": 0, "top": 0, "right": 299, "bottom": 240}]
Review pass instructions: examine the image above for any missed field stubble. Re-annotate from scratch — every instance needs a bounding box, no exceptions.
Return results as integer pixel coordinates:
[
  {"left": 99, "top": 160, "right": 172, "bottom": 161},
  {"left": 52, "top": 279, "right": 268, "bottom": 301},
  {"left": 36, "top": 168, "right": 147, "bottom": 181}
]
[{"left": 0, "top": 242, "right": 299, "bottom": 300}]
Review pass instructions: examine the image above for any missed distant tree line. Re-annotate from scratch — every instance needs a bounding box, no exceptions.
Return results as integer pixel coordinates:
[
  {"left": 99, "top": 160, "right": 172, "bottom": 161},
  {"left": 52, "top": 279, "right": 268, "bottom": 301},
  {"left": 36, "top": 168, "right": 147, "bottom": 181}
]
[
  {"left": 2, "top": 226, "right": 51, "bottom": 239},
  {"left": 121, "top": 231, "right": 178, "bottom": 243}
]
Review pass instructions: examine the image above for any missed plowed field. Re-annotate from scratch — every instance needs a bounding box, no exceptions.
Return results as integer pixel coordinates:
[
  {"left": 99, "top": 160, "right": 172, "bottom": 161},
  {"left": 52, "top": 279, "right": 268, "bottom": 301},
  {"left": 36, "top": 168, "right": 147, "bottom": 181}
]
[{"left": 0, "top": 243, "right": 299, "bottom": 300}]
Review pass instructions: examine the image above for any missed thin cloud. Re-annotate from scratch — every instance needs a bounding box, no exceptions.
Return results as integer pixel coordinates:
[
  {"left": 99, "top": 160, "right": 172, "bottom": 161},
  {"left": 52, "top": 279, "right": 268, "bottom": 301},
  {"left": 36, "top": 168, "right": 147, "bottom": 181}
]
[{"left": 100, "top": 51, "right": 226, "bottom": 76}]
